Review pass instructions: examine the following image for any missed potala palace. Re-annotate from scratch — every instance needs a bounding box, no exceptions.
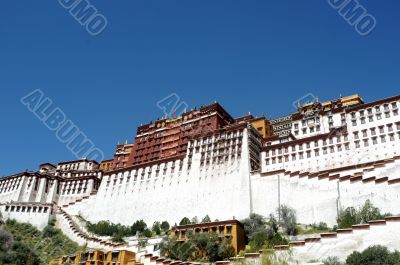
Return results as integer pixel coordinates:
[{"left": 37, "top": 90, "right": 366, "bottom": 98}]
[{"left": 2, "top": 93, "right": 400, "bottom": 264}]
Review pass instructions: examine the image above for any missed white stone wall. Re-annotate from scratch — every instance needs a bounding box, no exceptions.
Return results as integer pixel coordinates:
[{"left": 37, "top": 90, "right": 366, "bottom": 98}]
[
  {"left": 0, "top": 204, "right": 53, "bottom": 230},
  {"left": 67, "top": 129, "right": 253, "bottom": 226},
  {"left": 282, "top": 219, "right": 400, "bottom": 264},
  {"left": 252, "top": 159, "right": 400, "bottom": 226}
]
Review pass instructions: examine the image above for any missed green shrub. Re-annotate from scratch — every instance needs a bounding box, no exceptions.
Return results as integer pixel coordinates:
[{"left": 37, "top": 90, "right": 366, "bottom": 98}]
[
  {"left": 346, "top": 245, "right": 400, "bottom": 265},
  {"left": 337, "top": 200, "right": 390, "bottom": 229},
  {"left": 179, "top": 217, "right": 191, "bottom": 225},
  {"left": 161, "top": 221, "right": 170, "bottom": 232},
  {"left": 0, "top": 219, "right": 80, "bottom": 264},
  {"left": 323, "top": 256, "right": 342, "bottom": 265}
]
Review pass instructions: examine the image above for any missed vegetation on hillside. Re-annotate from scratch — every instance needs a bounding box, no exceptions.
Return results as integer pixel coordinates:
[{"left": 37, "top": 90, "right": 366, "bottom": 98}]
[
  {"left": 0, "top": 217, "right": 81, "bottom": 265},
  {"left": 323, "top": 245, "right": 400, "bottom": 265},
  {"left": 86, "top": 219, "right": 170, "bottom": 242},
  {"left": 240, "top": 205, "right": 297, "bottom": 253},
  {"left": 159, "top": 231, "right": 235, "bottom": 262},
  {"left": 336, "top": 199, "right": 392, "bottom": 229}
]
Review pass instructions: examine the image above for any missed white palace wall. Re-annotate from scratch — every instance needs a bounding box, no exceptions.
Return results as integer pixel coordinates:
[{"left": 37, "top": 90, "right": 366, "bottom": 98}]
[{"left": 71, "top": 129, "right": 253, "bottom": 225}]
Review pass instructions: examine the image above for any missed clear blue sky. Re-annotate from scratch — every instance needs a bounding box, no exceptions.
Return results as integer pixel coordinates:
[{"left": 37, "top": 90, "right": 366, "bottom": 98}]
[{"left": 0, "top": 0, "right": 399, "bottom": 176}]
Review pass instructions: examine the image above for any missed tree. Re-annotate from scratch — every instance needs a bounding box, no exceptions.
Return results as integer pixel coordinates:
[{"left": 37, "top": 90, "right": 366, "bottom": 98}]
[
  {"left": 247, "top": 214, "right": 288, "bottom": 251},
  {"left": 322, "top": 256, "right": 342, "bottom": 265},
  {"left": 337, "top": 207, "right": 358, "bottom": 229},
  {"left": 143, "top": 228, "right": 153, "bottom": 238},
  {"left": 191, "top": 216, "right": 199, "bottom": 224},
  {"left": 152, "top": 222, "right": 161, "bottom": 235},
  {"left": 201, "top": 215, "right": 211, "bottom": 223},
  {"left": 179, "top": 217, "right": 191, "bottom": 225},
  {"left": 111, "top": 232, "right": 126, "bottom": 243},
  {"left": 278, "top": 205, "right": 297, "bottom": 236},
  {"left": 346, "top": 245, "right": 400, "bottom": 265},
  {"left": 131, "top": 220, "right": 147, "bottom": 235},
  {"left": 217, "top": 238, "right": 235, "bottom": 261},
  {"left": 359, "top": 200, "right": 385, "bottom": 223},
  {"left": 241, "top": 213, "right": 266, "bottom": 242},
  {"left": 337, "top": 200, "right": 388, "bottom": 229},
  {"left": 161, "top": 221, "right": 170, "bottom": 233},
  {"left": 138, "top": 238, "right": 148, "bottom": 250}
]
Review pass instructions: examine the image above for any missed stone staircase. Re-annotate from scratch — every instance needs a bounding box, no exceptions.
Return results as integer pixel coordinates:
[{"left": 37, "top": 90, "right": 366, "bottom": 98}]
[
  {"left": 272, "top": 216, "right": 400, "bottom": 264},
  {"left": 56, "top": 207, "right": 126, "bottom": 251}
]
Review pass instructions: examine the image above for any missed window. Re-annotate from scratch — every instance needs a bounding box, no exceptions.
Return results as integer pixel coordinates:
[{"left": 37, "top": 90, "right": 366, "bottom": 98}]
[
  {"left": 379, "top": 127, "right": 385, "bottom": 134},
  {"left": 352, "top": 120, "right": 357, "bottom": 126},
  {"left": 372, "top": 138, "right": 378, "bottom": 145},
  {"left": 294, "top": 123, "right": 299, "bottom": 129},
  {"left": 397, "top": 123, "right": 400, "bottom": 130},
  {"left": 299, "top": 153, "right": 304, "bottom": 159},
  {"left": 384, "top": 104, "right": 389, "bottom": 111},
  {"left": 330, "top": 146, "right": 334, "bottom": 153},
  {"left": 329, "top": 138, "right": 333, "bottom": 144},
  {"left": 291, "top": 154, "right": 296, "bottom": 161},
  {"left": 361, "top": 117, "right": 366, "bottom": 124},
  {"left": 306, "top": 143, "right": 310, "bottom": 149},
  {"left": 380, "top": 136, "right": 386, "bottom": 143},
  {"left": 345, "top": 143, "right": 350, "bottom": 150},
  {"left": 376, "top": 113, "right": 382, "bottom": 120},
  {"left": 362, "top": 130, "right": 367, "bottom": 138},
  {"left": 371, "top": 128, "right": 376, "bottom": 136},
  {"left": 337, "top": 145, "right": 342, "bottom": 152},
  {"left": 310, "top": 127, "right": 315, "bottom": 133},
  {"left": 394, "top": 109, "right": 399, "bottom": 116},
  {"left": 354, "top": 132, "right": 359, "bottom": 140},
  {"left": 315, "top": 150, "right": 319, "bottom": 156},
  {"left": 266, "top": 159, "right": 270, "bottom": 165},
  {"left": 302, "top": 128, "right": 307, "bottom": 134},
  {"left": 285, "top": 156, "right": 289, "bottom": 162},
  {"left": 375, "top": 106, "right": 381, "bottom": 112},
  {"left": 367, "top": 108, "right": 372, "bottom": 115},
  {"left": 388, "top": 124, "right": 393, "bottom": 132},
  {"left": 363, "top": 140, "right": 369, "bottom": 147},
  {"left": 392, "top": 102, "right": 397, "bottom": 108},
  {"left": 316, "top": 125, "right": 321, "bottom": 131},
  {"left": 355, "top": 141, "right": 360, "bottom": 148},
  {"left": 389, "top": 134, "right": 395, "bottom": 141},
  {"left": 314, "top": 141, "right": 319, "bottom": 147},
  {"left": 369, "top": 116, "right": 374, "bottom": 122},
  {"left": 307, "top": 151, "right": 311, "bottom": 158}
]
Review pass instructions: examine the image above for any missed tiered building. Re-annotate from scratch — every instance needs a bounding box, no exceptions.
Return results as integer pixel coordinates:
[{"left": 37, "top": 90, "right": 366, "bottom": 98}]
[{"left": 1, "top": 95, "right": 400, "bottom": 260}]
